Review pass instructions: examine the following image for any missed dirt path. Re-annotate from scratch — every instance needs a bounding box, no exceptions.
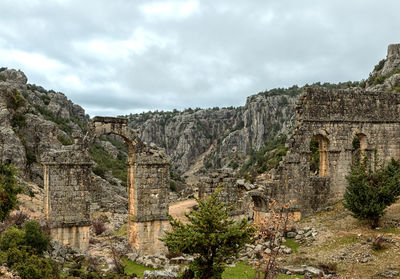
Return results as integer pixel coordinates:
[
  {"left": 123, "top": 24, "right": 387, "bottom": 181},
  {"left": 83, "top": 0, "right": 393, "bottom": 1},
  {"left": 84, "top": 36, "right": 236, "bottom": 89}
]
[{"left": 169, "top": 199, "right": 198, "bottom": 223}]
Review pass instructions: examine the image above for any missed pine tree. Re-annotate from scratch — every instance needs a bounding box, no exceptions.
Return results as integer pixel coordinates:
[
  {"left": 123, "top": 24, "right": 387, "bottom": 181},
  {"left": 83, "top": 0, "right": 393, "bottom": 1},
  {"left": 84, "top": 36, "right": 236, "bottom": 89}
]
[
  {"left": 162, "top": 188, "right": 255, "bottom": 279},
  {"left": 343, "top": 158, "right": 400, "bottom": 228}
]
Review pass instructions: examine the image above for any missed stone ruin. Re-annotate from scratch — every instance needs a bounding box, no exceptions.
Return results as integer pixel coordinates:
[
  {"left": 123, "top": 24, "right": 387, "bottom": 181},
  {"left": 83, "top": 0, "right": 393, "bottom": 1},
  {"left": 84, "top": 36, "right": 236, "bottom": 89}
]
[
  {"left": 250, "top": 85, "right": 400, "bottom": 219},
  {"left": 202, "top": 44, "right": 400, "bottom": 222},
  {"left": 41, "top": 117, "right": 170, "bottom": 254},
  {"left": 41, "top": 44, "right": 400, "bottom": 254}
]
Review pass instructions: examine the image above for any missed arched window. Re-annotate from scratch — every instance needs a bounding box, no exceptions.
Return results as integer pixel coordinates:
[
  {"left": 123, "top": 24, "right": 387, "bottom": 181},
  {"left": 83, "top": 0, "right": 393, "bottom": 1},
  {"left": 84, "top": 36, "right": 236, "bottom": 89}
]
[
  {"left": 310, "top": 134, "right": 329, "bottom": 177},
  {"left": 352, "top": 133, "right": 367, "bottom": 162}
]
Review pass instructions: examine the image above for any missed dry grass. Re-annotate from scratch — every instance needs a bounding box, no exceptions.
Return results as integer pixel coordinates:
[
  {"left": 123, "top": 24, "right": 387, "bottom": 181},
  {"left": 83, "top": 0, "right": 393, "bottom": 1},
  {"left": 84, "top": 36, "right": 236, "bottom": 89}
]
[{"left": 282, "top": 201, "right": 400, "bottom": 279}]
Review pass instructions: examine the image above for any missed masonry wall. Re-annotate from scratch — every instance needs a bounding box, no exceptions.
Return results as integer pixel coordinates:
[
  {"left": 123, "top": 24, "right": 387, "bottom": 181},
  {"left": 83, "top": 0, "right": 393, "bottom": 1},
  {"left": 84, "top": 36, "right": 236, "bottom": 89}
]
[{"left": 264, "top": 87, "right": 400, "bottom": 215}]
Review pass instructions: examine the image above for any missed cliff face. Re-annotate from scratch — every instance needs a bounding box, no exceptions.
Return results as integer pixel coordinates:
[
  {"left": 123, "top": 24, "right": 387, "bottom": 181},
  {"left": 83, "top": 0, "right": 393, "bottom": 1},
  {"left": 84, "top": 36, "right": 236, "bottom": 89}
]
[{"left": 127, "top": 90, "right": 299, "bottom": 173}]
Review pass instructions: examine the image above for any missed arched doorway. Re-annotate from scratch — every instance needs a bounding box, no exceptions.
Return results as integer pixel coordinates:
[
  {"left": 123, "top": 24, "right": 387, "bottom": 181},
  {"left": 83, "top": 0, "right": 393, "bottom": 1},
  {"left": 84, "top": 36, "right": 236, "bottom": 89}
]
[{"left": 309, "top": 134, "right": 330, "bottom": 177}]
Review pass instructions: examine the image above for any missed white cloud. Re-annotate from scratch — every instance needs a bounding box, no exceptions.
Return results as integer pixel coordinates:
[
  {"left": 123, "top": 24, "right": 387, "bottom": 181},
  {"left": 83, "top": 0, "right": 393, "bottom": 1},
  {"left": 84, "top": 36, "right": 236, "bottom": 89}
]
[
  {"left": 1, "top": 0, "right": 400, "bottom": 116},
  {"left": 140, "top": 0, "right": 199, "bottom": 20}
]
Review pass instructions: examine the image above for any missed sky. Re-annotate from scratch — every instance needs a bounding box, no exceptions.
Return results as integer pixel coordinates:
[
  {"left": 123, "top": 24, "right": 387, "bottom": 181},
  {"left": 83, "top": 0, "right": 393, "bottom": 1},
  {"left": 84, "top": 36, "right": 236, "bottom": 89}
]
[{"left": 1, "top": 0, "right": 399, "bottom": 116}]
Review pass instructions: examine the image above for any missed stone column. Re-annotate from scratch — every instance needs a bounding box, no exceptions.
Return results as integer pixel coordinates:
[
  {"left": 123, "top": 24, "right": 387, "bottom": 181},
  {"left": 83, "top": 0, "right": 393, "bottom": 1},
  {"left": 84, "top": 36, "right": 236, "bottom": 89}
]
[
  {"left": 41, "top": 146, "right": 92, "bottom": 251},
  {"left": 127, "top": 150, "right": 170, "bottom": 255}
]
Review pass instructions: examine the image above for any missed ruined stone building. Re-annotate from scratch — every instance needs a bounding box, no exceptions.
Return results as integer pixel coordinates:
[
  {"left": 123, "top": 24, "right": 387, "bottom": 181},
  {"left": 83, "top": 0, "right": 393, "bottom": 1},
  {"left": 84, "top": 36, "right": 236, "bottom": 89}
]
[{"left": 250, "top": 44, "right": 400, "bottom": 219}]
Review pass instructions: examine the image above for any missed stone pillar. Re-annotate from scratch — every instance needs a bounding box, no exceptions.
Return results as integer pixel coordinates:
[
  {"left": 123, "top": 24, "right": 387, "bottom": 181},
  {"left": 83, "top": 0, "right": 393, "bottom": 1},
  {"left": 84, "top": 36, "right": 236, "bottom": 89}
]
[
  {"left": 41, "top": 146, "right": 92, "bottom": 251},
  {"left": 127, "top": 151, "right": 170, "bottom": 255}
]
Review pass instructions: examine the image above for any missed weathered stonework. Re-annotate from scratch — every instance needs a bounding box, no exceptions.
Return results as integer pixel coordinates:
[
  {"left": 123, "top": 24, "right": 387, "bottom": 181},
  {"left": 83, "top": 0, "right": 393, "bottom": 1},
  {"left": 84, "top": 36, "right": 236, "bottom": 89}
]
[
  {"left": 41, "top": 145, "right": 92, "bottom": 250},
  {"left": 197, "top": 169, "right": 252, "bottom": 219},
  {"left": 252, "top": 86, "right": 400, "bottom": 216},
  {"left": 42, "top": 116, "right": 170, "bottom": 255}
]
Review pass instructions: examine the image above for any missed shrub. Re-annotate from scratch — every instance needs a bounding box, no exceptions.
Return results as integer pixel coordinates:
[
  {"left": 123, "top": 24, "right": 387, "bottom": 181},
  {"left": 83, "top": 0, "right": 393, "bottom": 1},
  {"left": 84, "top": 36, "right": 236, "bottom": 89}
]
[
  {"left": 11, "top": 113, "right": 26, "bottom": 128},
  {"left": 343, "top": 158, "right": 400, "bottom": 228},
  {"left": 374, "top": 59, "right": 386, "bottom": 72},
  {"left": 40, "top": 95, "right": 51, "bottom": 105},
  {"left": 23, "top": 220, "right": 50, "bottom": 255},
  {"left": 7, "top": 90, "right": 25, "bottom": 110},
  {"left": 92, "top": 217, "right": 107, "bottom": 236},
  {"left": 371, "top": 235, "right": 386, "bottom": 251},
  {"left": 0, "top": 163, "right": 22, "bottom": 222},
  {"left": 0, "top": 226, "right": 25, "bottom": 250},
  {"left": 254, "top": 199, "right": 295, "bottom": 278},
  {"left": 57, "top": 135, "right": 73, "bottom": 146},
  {"left": 162, "top": 187, "right": 255, "bottom": 279},
  {"left": 26, "top": 150, "right": 37, "bottom": 165}
]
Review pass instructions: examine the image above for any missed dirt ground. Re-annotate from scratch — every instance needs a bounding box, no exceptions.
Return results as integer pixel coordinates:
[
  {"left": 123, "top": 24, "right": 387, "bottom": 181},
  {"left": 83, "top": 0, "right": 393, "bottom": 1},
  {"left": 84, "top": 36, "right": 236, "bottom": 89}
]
[
  {"left": 281, "top": 201, "right": 400, "bottom": 279},
  {"left": 169, "top": 198, "right": 197, "bottom": 223}
]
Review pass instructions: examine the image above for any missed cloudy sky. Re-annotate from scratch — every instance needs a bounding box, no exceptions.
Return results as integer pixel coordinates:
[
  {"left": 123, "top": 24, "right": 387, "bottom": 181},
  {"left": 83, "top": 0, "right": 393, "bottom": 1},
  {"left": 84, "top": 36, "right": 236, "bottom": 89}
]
[{"left": 1, "top": 0, "right": 399, "bottom": 116}]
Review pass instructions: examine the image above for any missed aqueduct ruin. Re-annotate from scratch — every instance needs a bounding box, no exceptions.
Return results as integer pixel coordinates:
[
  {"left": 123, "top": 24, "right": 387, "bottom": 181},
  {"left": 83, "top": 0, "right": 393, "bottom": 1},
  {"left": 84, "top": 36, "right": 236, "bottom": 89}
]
[
  {"left": 41, "top": 117, "right": 170, "bottom": 254},
  {"left": 250, "top": 86, "right": 400, "bottom": 217}
]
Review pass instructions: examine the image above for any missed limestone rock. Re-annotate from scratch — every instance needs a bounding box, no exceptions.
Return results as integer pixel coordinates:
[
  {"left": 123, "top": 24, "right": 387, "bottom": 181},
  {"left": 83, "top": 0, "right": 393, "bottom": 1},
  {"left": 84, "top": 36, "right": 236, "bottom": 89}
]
[{"left": 143, "top": 270, "right": 178, "bottom": 279}]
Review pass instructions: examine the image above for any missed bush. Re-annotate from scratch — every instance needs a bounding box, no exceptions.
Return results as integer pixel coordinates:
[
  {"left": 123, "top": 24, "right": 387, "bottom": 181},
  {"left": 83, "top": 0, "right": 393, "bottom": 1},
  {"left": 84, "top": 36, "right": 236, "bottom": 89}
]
[
  {"left": 26, "top": 150, "right": 37, "bottom": 164},
  {"left": 343, "top": 158, "right": 400, "bottom": 228},
  {"left": 0, "top": 226, "right": 25, "bottom": 250},
  {"left": 6, "top": 90, "right": 25, "bottom": 110},
  {"left": 92, "top": 217, "right": 107, "bottom": 236},
  {"left": 57, "top": 135, "right": 73, "bottom": 146},
  {"left": 23, "top": 220, "right": 50, "bottom": 254},
  {"left": 11, "top": 113, "right": 26, "bottom": 128},
  {"left": 0, "top": 163, "right": 22, "bottom": 222}
]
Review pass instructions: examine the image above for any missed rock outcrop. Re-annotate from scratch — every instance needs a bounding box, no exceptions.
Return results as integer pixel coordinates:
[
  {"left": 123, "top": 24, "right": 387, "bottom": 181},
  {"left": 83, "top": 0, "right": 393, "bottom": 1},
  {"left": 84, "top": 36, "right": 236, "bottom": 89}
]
[{"left": 127, "top": 90, "right": 299, "bottom": 173}]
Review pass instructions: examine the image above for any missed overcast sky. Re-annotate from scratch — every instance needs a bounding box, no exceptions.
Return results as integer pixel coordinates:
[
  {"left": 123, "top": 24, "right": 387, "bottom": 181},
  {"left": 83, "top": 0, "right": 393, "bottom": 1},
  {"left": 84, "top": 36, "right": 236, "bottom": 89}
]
[{"left": 1, "top": 0, "right": 399, "bottom": 116}]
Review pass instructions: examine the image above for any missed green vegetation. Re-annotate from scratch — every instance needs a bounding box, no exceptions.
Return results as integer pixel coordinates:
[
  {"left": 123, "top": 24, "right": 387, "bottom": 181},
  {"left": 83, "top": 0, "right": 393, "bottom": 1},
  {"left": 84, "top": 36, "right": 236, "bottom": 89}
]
[
  {"left": 284, "top": 238, "right": 300, "bottom": 253},
  {"left": 6, "top": 90, "right": 25, "bottom": 110},
  {"left": 372, "top": 69, "right": 400, "bottom": 85},
  {"left": 40, "top": 95, "right": 51, "bottom": 105},
  {"left": 26, "top": 150, "right": 37, "bottom": 165},
  {"left": 0, "top": 221, "right": 55, "bottom": 279},
  {"left": 123, "top": 258, "right": 154, "bottom": 277},
  {"left": 309, "top": 136, "right": 319, "bottom": 175},
  {"left": 221, "top": 262, "right": 255, "bottom": 279},
  {"left": 162, "top": 188, "right": 255, "bottom": 279},
  {"left": 11, "top": 113, "right": 27, "bottom": 129},
  {"left": 113, "top": 224, "right": 128, "bottom": 237},
  {"left": 57, "top": 135, "right": 73, "bottom": 146},
  {"left": 344, "top": 158, "right": 400, "bottom": 228},
  {"left": 0, "top": 163, "right": 21, "bottom": 222},
  {"left": 240, "top": 135, "right": 288, "bottom": 182},
  {"left": 374, "top": 59, "right": 386, "bottom": 72},
  {"left": 34, "top": 105, "right": 73, "bottom": 134},
  {"left": 89, "top": 142, "right": 127, "bottom": 187}
]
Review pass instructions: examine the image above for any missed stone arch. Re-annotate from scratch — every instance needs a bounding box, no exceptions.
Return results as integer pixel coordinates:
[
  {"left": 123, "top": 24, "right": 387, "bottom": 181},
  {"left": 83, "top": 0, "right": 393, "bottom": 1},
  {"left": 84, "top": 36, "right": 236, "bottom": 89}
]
[
  {"left": 42, "top": 117, "right": 170, "bottom": 255},
  {"left": 309, "top": 134, "right": 330, "bottom": 177},
  {"left": 352, "top": 132, "right": 368, "bottom": 162},
  {"left": 248, "top": 191, "right": 269, "bottom": 224}
]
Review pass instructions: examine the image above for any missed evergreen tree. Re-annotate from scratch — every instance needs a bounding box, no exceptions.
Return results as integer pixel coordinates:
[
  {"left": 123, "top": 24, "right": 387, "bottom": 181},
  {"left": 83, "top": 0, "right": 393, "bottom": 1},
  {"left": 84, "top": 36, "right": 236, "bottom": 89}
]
[
  {"left": 0, "top": 163, "right": 21, "bottom": 222},
  {"left": 343, "top": 158, "right": 400, "bottom": 228},
  {"left": 162, "top": 188, "right": 255, "bottom": 279}
]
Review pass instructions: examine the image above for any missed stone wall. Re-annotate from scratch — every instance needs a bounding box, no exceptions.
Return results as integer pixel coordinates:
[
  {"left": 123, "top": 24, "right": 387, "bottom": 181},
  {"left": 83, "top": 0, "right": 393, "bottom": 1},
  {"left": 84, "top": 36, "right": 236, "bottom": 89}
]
[
  {"left": 198, "top": 169, "right": 252, "bottom": 219},
  {"left": 257, "top": 86, "right": 400, "bottom": 215},
  {"left": 42, "top": 145, "right": 92, "bottom": 250}
]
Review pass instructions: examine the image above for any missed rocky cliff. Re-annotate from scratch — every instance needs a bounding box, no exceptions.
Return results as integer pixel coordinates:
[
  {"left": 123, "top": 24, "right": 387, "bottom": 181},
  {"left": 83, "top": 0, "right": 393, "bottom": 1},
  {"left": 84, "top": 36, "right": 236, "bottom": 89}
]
[{"left": 127, "top": 87, "right": 301, "bottom": 175}]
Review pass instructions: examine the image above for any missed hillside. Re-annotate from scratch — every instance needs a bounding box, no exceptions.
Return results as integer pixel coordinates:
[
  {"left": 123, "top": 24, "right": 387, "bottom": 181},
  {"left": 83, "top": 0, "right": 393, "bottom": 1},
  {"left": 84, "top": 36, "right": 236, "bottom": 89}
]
[{"left": 0, "top": 68, "right": 128, "bottom": 214}]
